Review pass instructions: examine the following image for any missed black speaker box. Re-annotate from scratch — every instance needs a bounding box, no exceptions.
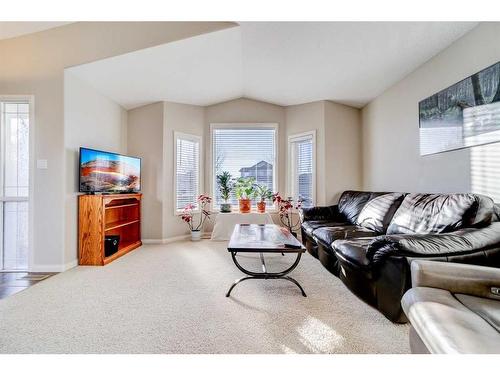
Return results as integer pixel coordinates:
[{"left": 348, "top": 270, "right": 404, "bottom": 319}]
[{"left": 104, "top": 235, "right": 120, "bottom": 257}]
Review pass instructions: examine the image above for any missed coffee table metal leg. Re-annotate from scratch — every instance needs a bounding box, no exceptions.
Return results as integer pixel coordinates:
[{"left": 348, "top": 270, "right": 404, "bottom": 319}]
[
  {"left": 259, "top": 252, "right": 267, "bottom": 273},
  {"left": 226, "top": 276, "right": 253, "bottom": 297},
  {"left": 227, "top": 251, "right": 307, "bottom": 297},
  {"left": 281, "top": 276, "right": 307, "bottom": 297}
]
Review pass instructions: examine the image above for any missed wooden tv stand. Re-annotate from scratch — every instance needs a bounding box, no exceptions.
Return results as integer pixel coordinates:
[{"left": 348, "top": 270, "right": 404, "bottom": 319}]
[{"left": 78, "top": 193, "right": 142, "bottom": 266}]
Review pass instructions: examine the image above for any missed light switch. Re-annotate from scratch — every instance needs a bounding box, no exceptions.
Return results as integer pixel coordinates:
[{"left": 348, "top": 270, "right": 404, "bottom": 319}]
[{"left": 37, "top": 159, "right": 48, "bottom": 169}]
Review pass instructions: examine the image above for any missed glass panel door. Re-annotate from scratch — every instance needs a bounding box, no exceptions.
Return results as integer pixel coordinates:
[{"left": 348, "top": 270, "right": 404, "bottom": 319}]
[{"left": 0, "top": 101, "right": 30, "bottom": 271}]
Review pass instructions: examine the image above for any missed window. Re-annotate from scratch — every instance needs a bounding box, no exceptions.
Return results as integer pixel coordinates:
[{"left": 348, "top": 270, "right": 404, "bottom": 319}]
[
  {"left": 174, "top": 132, "right": 201, "bottom": 212},
  {"left": 288, "top": 131, "right": 315, "bottom": 208},
  {"left": 211, "top": 124, "right": 277, "bottom": 209}
]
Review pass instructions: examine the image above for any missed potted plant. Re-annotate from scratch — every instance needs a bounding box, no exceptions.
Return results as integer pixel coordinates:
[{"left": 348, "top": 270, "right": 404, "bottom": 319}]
[
  {"left": 272, "top": 193, "right": 303, "bottom": 237},
  {"left": 180, "top": 194, "right": 212, "bottom": 241},
  {"left": 234, "top": 177, "right": 256, "bottom": 213},
  {"left": 254, "top": 184, "right": 273, "bottom": 213},
  {"left": 216, "top": 171, "right": 233, "bottom": 213}
]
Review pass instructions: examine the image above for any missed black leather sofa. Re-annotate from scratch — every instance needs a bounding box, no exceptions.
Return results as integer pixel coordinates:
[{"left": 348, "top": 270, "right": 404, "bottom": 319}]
[{"left": 300, "top": 190, "right": 500, "bottom": 323}]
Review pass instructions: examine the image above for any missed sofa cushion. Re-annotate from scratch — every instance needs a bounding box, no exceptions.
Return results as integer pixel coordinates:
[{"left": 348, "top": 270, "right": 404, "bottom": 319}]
[
  {"left": 313, "top": 225, "right": 377, "bottom": 247},
  {"left": 338, "top": 191, "right": 388, "bottom": 224},
  {"left": 402, "top": 287, "right": 500, "bottom": 354},
  {"left": 332, "top": 238, "right": 373, "bottom": 268},
  {"left": 356, "top": 193, "right": 405, "bottom": 233},
  {"left": 387, "top": 193, "right": 478, "bottom": 235},
  {"left": 300, "top": 205, "right": 346, "bottom": 222},
  {"left": 302, "top": 220, "right": 348, "bottom": 236},
  {"left": 456, "top": 294, "right": 500, "bottom": 333},
  {"left": 469, "top": 194, "right": 495, "bottom": 227}
]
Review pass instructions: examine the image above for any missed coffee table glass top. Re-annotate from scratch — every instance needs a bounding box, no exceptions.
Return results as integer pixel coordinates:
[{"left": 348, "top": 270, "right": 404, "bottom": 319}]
[{"left": 228, "top": 224, "right": 305, "bottom": 253}]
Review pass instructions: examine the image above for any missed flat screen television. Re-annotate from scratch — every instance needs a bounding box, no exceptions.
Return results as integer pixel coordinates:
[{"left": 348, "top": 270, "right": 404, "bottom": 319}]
[{"left": 79, "top": 147, "right": 141, "bottom": 193}]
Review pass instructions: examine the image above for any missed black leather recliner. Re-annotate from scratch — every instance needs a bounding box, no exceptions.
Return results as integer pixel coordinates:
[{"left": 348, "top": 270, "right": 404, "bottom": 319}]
[{"left": 300, "top": 190, "right": 500, "bottom": 323}]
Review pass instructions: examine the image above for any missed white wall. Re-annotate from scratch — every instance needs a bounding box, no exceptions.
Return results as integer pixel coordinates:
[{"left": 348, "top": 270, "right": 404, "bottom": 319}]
[
  {"left": 362, "top": 23, "right": 500, "bottom": 201},
  {"left": 0, "top": 22, "right": 234, "bottom": 271},
  {"left": 285, "top": 100, "right": 362, "bottom": 206},
  {"left": 285, "top": 101, "right": 326, "bottom": 204},
  {"left": 325, "top": 101, "right": 362, "bottom": 203},
  {"left": 127, "top": 102, "right": 165, "bottom": 240},
  {"left": 163, "top": 102, "right": 205, "bottom": 239},
  {"left": 126, "top": 101, "right": 205, "bottom": 241},
  {"left": 64, "top": 72, "right": 128, "bottom": 267}
]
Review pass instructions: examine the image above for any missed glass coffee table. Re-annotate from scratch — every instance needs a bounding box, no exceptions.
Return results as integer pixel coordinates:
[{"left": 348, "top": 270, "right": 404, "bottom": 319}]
[{"left": 226, "top": 224, "right": 307, "bottom": 297}]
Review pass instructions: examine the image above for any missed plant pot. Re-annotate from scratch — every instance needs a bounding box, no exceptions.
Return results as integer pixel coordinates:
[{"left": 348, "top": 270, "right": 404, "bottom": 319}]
[
  {"left": 239, "top": 198, "right": 251, "bottom": 213},
  {"left": 220, "top": 203, "right": 232, "bottom": 213},
  {"left": 257, "top": 201, "right": 266, "bottom": 213},
  {"left": 191, "top": 230, "right": 202, "bottom": 241}
]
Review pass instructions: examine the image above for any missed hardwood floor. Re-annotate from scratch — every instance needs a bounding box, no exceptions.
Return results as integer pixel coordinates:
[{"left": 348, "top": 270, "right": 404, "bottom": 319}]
[{"left": 0, "top": 272, "right": 56, "bottom": 299}]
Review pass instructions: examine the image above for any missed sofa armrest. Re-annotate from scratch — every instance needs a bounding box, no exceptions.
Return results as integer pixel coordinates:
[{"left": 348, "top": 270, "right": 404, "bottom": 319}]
[
  {"left": 299, "top": 204, "right": 345, "bottom": 222},
  {"left": 411, "top": 260, "right": 500, "bottom": 300},
  {"left": 367, "top": 222, "right": 500, "bottom": 264}
]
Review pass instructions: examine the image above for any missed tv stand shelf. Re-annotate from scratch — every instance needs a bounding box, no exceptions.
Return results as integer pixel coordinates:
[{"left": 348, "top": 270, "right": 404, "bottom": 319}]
[
  {"left": 105, "top": 219, "right": 140, "bottom": 231},
  {"left": 79, "top": 193, "right": 142, "bottom": 266}
]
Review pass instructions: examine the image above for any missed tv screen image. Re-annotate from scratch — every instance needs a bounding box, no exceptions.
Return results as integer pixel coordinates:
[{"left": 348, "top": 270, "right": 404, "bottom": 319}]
[{"left": 79, "top": 148, "right": 141, "bottom": 193}]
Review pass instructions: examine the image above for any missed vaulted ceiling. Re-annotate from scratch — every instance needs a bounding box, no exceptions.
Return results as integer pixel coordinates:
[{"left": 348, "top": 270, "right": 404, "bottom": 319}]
[
  {"left": 67, "top": 22, "right": 479, "bottom": 109},
  {"left": 0, "top": 22, "right": 72, "bottom": 40}
]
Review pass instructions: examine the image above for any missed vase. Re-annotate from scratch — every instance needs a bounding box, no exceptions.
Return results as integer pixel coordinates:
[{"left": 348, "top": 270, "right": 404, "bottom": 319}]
[
  {"left": 239, "top": 198, "right": 251, "bottom": 213},
  {"left": 191, "top": 230, "right": 202, "bottom": 241},
  {"left": 257, "top": 201, "right": 266, "bottom": 213},
  {"left": 220, "top": 203, "right": 232, "bottom": 213}
]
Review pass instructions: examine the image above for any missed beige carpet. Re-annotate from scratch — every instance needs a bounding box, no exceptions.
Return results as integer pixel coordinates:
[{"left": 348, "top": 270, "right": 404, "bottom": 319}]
[{"left": 0, "top": 241, "right": 410, "bottom": 353}]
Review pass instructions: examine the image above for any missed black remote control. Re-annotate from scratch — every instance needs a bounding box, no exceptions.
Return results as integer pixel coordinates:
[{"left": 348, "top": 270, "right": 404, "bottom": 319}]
[{"left": 284, "top": 243, "right": 302, "bottom": 249}]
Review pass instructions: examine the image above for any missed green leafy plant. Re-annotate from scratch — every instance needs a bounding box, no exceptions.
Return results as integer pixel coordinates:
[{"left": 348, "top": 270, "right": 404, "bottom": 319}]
[
  {"left": 234, "top": 177, "right": 256, "bottom": 200},
  {"left": 255, "top": 184, "right": 273, "bottom": 202},
  {"left": 216, "top": 171, "right": 233, "bottom": 202}
]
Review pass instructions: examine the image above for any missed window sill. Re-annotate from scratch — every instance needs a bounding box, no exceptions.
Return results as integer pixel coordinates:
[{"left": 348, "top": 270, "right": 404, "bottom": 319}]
[
  {"left": 174, "top": 209, "right": 201, "bottom": 216},
  {"left": 212, "top": 209, "right": 279, "bottom": 215}
]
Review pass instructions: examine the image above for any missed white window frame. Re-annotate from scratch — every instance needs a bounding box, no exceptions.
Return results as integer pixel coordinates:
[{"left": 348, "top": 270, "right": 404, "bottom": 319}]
[
  {"left": 173, "top": 131, "right": 202, "bottom": 215},
  {"left": 0, "top": 95, "right": 34, "bottom": 271},
  {"left": 209, "top": 123, "right": 279, "bottom": 212},
  {"left": 287, "top": 130, "right": 316, "bottom": 207}
]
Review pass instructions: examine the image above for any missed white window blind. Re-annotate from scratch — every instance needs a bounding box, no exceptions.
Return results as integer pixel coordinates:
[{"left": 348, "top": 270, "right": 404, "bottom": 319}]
[
  {"left": 212, "top": 125, "right": 277, "bottom": 208},
  {"left": 289, "top": 131, "right": 315, "bottom": 208},
  {"left": 175, "top": 133, "right": 201, "bottom": 211}
]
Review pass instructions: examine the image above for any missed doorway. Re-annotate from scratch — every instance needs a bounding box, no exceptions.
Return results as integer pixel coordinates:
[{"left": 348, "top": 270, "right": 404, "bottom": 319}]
[{"left": 0, "top": 99, "right": 31, "bottom": 271}]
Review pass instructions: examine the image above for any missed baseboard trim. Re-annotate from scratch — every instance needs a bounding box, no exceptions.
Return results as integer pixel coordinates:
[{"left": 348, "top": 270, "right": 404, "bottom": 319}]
[
  {"left": 64, "top": 259, "right": 78, "bottom": 270},
  {"left": 30, "top": 236, "right": 209, "bottom": 272},
  {"left": 142, "top": 235, "right": 191, "bottom": 244},
  {"left": 30, "top": 259, "right": 78, "bottom": 273}
]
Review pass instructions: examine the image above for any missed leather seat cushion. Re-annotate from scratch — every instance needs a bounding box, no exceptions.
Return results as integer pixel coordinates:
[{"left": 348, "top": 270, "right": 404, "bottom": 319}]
[
  {"left": 355, "top": 193, "right": 405, "bottom": 233},
  {"left": 302, "top": 220, "right": 348, "bottom": 236},
  {"left": 402, "top": 287, "right": 500, "bottom": 354},
  {"left": 387, "top": 193, "right": 479, "bottom": 235},
  {"left": 338, "top": 191, "right": 389, "bottom": 224},
  {"left": 455, "top": 294, "right": 500, "bottom": 333},
  {"left": 313, "top": 226, "right": 377, "bottom": 247},
  {"left": 332, "top": 238, "right": 374, "bottom": 268}
]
